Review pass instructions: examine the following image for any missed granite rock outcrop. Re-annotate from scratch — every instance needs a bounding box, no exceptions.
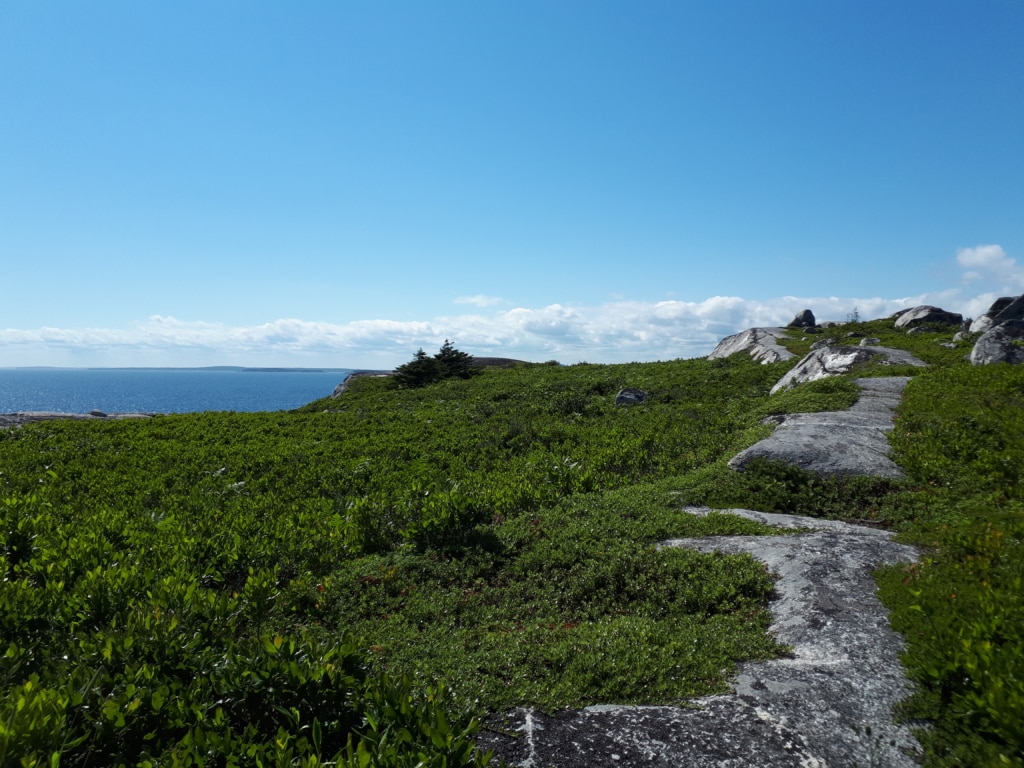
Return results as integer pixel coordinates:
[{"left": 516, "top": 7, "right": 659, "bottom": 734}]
[
  {"left": 707, "top": 327, "right": 797, "bottom": 365},
  {"left": 970, "top": 319, "right": 1024, "bottom": 365},
  {"left": 891, "top": 304, "right": 963, "bottom": 329}
]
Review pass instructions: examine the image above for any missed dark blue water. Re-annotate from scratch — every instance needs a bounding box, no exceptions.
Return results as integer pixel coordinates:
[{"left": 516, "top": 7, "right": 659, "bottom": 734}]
[{"left": 0, "top": 368, "right": 357, "bottom": 414}]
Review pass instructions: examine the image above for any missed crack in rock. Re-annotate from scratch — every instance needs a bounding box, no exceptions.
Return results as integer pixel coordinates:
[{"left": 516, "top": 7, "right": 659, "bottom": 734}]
[{"left": 479, "top": 509, "right": 921, "bottom": 767}]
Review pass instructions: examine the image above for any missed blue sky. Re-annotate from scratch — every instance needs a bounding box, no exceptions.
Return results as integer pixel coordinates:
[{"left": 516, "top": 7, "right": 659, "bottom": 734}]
[{"left": 2, "top": 1, "right": 1022, "bottom": 368}]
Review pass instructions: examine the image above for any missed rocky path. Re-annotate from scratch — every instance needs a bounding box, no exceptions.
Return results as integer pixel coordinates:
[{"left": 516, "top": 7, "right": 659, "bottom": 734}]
[
  {"left": 479, "top": 509, "right": 920, "bottom": 768},
  {"left": 479, "top": 371, "right": 924, "bottom": 766},
  {"left": 729, "top": 376, "right": 913, "bottom": 478}
]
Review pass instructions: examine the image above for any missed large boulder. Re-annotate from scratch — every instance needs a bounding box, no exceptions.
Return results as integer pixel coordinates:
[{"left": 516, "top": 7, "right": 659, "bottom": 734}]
[
  {"left": 970, "top": 315, "right": 997, "bottom": 334},
  {"left": 770, "top": 346, "right": 879, "bottom": 394},
  {"left": 970, "top": 295, "right": 1024, "bottom": 333},
  {"left": 892, "top": 305, "right": 963, "bottom": 330},
  {"left": 970, "top": 320, "right": 1024, "bottom": 365},
  {"left": 788, "top": 309, "right": 816, "bottom": 328},
  {"left": 708, "top": 328, "right": 796, "bottom": 365},
  {"left": 993, "top": 295, "right": 1024, "bottom": 321},
  {"left": 770, "top": 345, "right": 926, "bottom": 394},
  {"left": 988, "top": 296, "right": 1019, "bottom": 316},
  {"left": 614, "top": 387, "right": 648, "bottom": 405},
  {"left": 708, "top": 329, "right": 794, "bottom": 364}
]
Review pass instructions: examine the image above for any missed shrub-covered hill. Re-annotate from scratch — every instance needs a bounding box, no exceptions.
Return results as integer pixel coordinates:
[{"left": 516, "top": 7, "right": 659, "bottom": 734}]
[{"left": 1, "top": 317, "right": 1022, "bottom": 766}]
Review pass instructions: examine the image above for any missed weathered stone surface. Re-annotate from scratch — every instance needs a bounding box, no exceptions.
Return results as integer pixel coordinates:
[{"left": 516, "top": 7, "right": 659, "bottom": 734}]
[
  {"left": 788, "top": 309, "right": 817, "bottom": 328},
  {"left": 708, "top": 328, "right": 797, "bottom": 365},
  {"left": 859, "top": 337, "right": 881, "bottom": 346},
  {"left": 892, "top": 305, "right": 963, "bottom": 330},
  {"left": 968, "top": 316, "right": 995, "bottom": 334},
  {"left": 770, "top": 346, "right": 877, "bottom": 394},
  {"left": 614, "top": 388, "right": 648, "bottom": 405},
  {"left": 971, "top": 295, "right": 1024, "bottom": 334},
  {"left": 992, "top": 295, "right": 1024, "bottom": 322},
  {"left": 987, "top": 296, "right": 1019, "bottom": 317},
  {"left": 771, "top": 346, "right": 925, "bottom": 395},
  {"left": 970, "top": 319, "right": 1024, "bottom": 365},
  {"left": 809, "top": 338, "right": 836, "bottom": 350},
  {"left": 732, "top": 377, "right": 912, "bottom": 477},
  {"left": 480, "top": 508, "right": 921, "bottom": 768}
]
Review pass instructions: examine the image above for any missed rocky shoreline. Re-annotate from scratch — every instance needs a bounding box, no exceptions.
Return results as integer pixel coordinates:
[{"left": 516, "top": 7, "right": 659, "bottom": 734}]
[{"left": 0, "top": 411, "right": 158, "bottom": 428}]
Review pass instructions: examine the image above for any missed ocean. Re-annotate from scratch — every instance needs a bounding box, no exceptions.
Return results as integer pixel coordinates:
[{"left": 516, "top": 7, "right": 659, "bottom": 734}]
[{"left": 0, "top": 368, "right": 357, "bottom": 414}]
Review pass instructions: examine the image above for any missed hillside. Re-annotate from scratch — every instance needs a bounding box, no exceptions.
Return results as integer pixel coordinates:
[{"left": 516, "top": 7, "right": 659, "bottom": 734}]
[{"left": 1, "top": 311, "right": 1022, "bottom": 766}]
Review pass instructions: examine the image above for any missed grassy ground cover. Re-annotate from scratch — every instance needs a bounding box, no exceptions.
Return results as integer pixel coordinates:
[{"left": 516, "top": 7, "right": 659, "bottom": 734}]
[
  {"left": 2, "top": 319, "right": 1022, "bottom": 766},
  {"left": 0, "top": 356, "right": 795, "bottom": 766}
]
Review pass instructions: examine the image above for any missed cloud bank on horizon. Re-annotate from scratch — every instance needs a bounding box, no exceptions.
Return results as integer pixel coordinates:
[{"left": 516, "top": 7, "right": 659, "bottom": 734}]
[{"left": 1, "top": 246, "right": 1017, "bottom": 369}]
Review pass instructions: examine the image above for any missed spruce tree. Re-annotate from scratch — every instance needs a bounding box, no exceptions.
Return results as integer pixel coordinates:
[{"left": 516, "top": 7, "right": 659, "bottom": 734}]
[
  {"left": 434, "top": 339, "right": 476, "bottom": 380},
  {"left": 393, "top": 348, "right": 443, "bottom": 388},
  {"left": 393, "top": 341, "right": 478, "bottom": 388}
]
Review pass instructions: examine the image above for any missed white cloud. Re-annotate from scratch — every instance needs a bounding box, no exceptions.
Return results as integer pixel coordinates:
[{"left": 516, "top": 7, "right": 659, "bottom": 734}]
[
  {"left": 2, "top": 248, "right": 1016, "bottom": 367},
  {"left": 0, "top": 295, "right": 927, "bottom": 368},
  {"left": 956, "top": 244, "right": 1024, "bottom": 288},
  {"left": 454, "top": 294, "right": 505, "bottom": 307}
]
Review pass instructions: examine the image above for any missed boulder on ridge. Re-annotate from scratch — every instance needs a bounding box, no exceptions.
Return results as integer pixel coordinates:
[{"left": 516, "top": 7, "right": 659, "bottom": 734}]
[
  {"left": 707, "top": 328, "right": 796, "bottom": 365},
  {"left": 970, "top": 316, "right": 997, "bottom": 335},
  {"left": 970, "top": 295, "right": 1024, "bottom": 333},
  {"left": 892, "top": 305, "right": 963, "bottom": 330},
  {"left": 788, "top": 309, "right": 816, "bottom": 328},
  {"left": 770, "top": 346, "right": 879, "bottom": 394},
  {"left": 770, "top": 345, "right": 926, "bottom": 394},
  {"left": 970, "top": 319, "right": 1024, "bottom": 365}
]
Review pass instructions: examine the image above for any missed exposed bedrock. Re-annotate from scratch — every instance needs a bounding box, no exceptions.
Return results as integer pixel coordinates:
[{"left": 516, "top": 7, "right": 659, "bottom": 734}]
[
  {"left": 891, "top": 305, "right": 963, "bottom": 329},
  {"left": 970, "top": 319, "right": 1024, "bottom": 365},
  {"left": 707, "top": 328, "right": 797, "bottom": 365},
  {"left": 769, "top": 346, "right": 925, "bottom": 395},
  {"left": 480, "top": 509, "right": 920, "bottom": 768},
  {"left": 731, "top": 377, "right": 913, "bottom": 478}
]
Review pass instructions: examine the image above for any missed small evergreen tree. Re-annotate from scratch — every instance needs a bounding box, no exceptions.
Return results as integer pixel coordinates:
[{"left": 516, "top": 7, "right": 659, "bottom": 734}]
[
  {"left": 392, "top": 341, "right": 479, "bottom": 388},
  {"left": 393, "top": 348, "right": 443, "bottom": 389},
  {"left": 435, "top": 339, "right": 476, "bottom": 380}
]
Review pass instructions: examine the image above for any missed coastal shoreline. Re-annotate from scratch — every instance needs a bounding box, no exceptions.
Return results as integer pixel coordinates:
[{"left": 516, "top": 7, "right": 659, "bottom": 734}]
[{"left": 0, "top": 411, "right": 158, "bottom": 427}]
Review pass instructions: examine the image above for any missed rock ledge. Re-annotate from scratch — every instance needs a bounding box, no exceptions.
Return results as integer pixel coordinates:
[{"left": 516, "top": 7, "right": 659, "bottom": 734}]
[{"left": 480, "top": 508, "right": 920, "bottom": 767}]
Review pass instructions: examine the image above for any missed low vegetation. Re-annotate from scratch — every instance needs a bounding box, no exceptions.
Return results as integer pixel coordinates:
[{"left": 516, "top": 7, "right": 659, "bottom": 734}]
[{"left": 1, "top": 323, "right": 1021, "bottom": 766}]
